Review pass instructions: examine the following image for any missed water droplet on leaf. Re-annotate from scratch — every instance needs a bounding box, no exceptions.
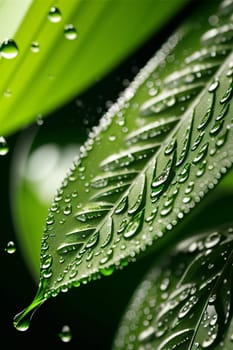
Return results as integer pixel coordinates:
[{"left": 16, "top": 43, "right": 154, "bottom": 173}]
[
  {"left": 0, "top": 39, "right": 19, "bottom": 59},
  {"left": 48, "top": 6, "right": 62, "bottom": 23},
  {"left": 64, "top": 24, "right": 77, "bottom": 40},
  {"left": 30, "top": 41, "right": 40, "bottom": 53}
]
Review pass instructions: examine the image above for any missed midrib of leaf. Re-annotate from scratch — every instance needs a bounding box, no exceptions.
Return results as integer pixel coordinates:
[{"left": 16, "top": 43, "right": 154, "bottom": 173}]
[{"left": 13, "top": 0, "right": 233, "bottom": 332}]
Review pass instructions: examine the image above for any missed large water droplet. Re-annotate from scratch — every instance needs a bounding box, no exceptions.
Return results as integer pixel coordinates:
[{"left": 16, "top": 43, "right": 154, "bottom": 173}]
[
  {"left": 100, "top": 265, "right": 115, "bottom": 276},
  {"left": 123, "top": 210, "right": 144, "bottom": 239},
  {"left": 164, "top": 137, "right": 177, "bottom": 156},
  {"left": 138, "top": 326, "right": 155, "bottom": 343},
  {"left": 48, "top": 6, "right": 62, "bottom": 23},
  {"left": 176, "top": 111, "right": 194, "bottom": 167},
  {"left": 100, "top": 216, "right": 113, "bottom": 248},
  {"left": 151, "top": 155, "right": 175, "bottom": 201},
  {"left": 13, "top": 291, "right": 45, "bottom": 332},
  {"left": 0, "top": 39, "right": 19, "bottom": 59},
  {"left": 197, "top": 94, "right": 214, "bottom": 130},
  {"left": 64, "top": 24, "right": 77, "bottom": 40},
  {"left": 208, "top": 79, "right": 219, "bottom": 93},
  {"left": 220, "top": 79, "right": 233, "bottom": 104},
  {"left": 115, "top": 196, "right": 128, "bottom": 214},
  {"left": 192, "top": 142, "right": 209, "bottom": 164},
  {"left": 5, "top": 240, "right": 16, "bottom": 254},
  {"left": 58, "top": 325, "right": 72, "bottom": 342},
  {"left": 128, "top": 173, "right": 146, "bottom": 215}
]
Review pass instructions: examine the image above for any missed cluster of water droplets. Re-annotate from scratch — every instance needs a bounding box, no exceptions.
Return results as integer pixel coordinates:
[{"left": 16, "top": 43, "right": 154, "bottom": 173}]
[
  {"left": 113, "top": 228, "right": 233, "bottom": 350},
  {"left": 47, "top": 6, "right": 77, "bottom": 40},
  {"left": 0, "top": 5, "right": 77, "bottom": 60}
]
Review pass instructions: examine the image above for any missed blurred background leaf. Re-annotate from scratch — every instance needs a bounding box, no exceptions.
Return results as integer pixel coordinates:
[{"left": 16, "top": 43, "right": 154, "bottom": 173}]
[{"left": 0, "top": 0, "right": 191, "bottom": 137}]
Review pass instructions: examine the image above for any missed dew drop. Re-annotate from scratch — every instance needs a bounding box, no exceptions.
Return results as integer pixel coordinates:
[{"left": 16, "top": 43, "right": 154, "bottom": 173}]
[
  {"left": 100, "top": 216, "right": 113, "bottom": 248},
  {"left": 192, "top": 142, "right": 209, "bottom": 164},
  {"left": 208, "top": 79, "right": 219, "bottom": 93},
  {"left": 209, "top": 119, "right": 224, "bottom": 136},
  {"left": 115, "top": 196, "right": 128, "bottom": 214},
  {"left": 128, "top": 173, "right": 146, "bottom": 215},
  {"left": 176, "top": 112, "right": 194, "bottom": 167},
  {"left": 64, "top": 24, "right": 77, "bottom": 40},
  {"left": 5, "top": 240, "right": 16, "bottom": 254},
  {"left": 197, "top": 94, "right": 214, "bottom": 130},
  {"left": 216, "top": 102, "right": 229, "bottom": 121},
  {"left": 164, "top": 137, "right": 177, "bottom": 156},
  {"left": 86, "top": 232, "right": 99, "bottom": 249},
  {"left": 0, "top": 39, "right": 19, "bottom": 59},
  {"left": 100, "top": 266, "right": 115, "bottom": 276},
  {"left": 13, "top": 292, "right": 45, "bottom": 332},
  {"left": 41, "top": 255, "right": 53, "bottom": 269},
  {"left": 145, "top": 208, "right": 158, "bottom": 223},
  {"left": 138, "top": 326, "right": 155, "bottom": 343},
  {"left": 123, "top": 210, "right": 144, "bottom": 239},
  {"left": 0, "top": 136, "right": 9, "bottom": 155},
  {"left": 178, "top": 163, "right": 191, "bottom": 183},
  {"left": 30, "top": 41, "right": 40, "bottom": 53},
  {"left": 151, "top": 155, "right": 175, "bottom": 201},
  {"left": 191, "top": 130, "right": 205, "bottom": 151},
  {"left": 220, "top": 79, "right": 233, "bottom": 104},
  {"left": 216, "top": 128, "right": 229, "bottom": 148},
  {"left": 99, "top": 249, "right": 113, "bottom": 265},
  {"left": 109, "top": 135, "right": 116, "bottom": 142},
  {"left": 58, "top": 325, "right": 72, "bottom": 343},
  {"left": 48, "top": 6, "right": 62, "bottom": 23},
  {"left": 196, "top": 161, "right": 206, "bottom": 177}
]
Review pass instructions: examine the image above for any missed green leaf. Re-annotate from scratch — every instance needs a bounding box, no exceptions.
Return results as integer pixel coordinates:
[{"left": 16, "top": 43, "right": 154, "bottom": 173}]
[
  {"left": 0, "top": 0, "right": 190, "bottom": 137},
  {"left": 13, "top": 0, "right": 233, "bottom": 331},
  {"left": 112, "top": 225, "right": 233, "bottom": 349}
]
